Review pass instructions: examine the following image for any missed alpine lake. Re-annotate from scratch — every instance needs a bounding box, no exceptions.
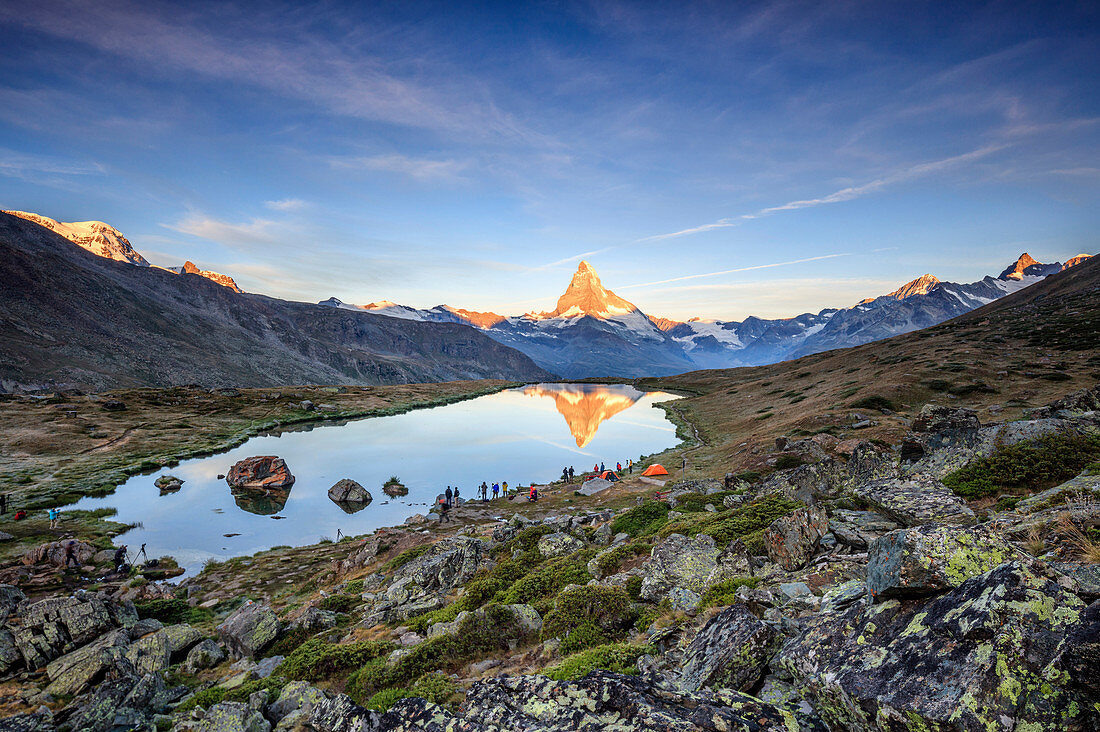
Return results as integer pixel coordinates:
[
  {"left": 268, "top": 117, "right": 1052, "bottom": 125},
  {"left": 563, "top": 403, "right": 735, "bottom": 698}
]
[{"left": 70, "top": 383, "right": 681, "bottom": 576}]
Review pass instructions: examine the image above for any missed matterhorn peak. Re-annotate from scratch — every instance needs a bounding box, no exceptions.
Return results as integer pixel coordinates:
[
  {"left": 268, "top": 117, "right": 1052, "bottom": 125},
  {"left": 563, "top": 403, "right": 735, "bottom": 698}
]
[{"left": 545, "top": 261, "right": 640, "bottom": 319}]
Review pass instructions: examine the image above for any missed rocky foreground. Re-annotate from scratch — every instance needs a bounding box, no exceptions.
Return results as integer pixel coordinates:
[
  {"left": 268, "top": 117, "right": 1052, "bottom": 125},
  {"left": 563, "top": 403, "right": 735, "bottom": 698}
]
[{"left": 1, "top": 387, "right": 1099, "bottom": 731}]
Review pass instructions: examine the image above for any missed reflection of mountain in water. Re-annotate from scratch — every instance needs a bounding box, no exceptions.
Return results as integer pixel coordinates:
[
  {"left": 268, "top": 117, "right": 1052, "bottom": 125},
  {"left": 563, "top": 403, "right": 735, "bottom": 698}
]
[
  {"left": 231, "top": 486, "right": 291, "bottom": 515},
  {"left": 523, "top": 384, "right": 643, "bottom": 448}
]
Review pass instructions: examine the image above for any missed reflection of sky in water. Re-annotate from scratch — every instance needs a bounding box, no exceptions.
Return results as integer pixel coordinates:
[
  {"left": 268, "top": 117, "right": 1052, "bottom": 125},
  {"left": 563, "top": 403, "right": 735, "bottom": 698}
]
[{"left": 71, "top": 384, "right": 679, "bottom": 576}]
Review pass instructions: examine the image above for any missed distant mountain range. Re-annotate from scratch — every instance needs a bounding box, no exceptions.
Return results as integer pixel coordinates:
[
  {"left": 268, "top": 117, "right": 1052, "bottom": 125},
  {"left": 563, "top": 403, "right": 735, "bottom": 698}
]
[
  {"left": 0, "top": 212, "right": 551, "bottom": 391},
  {"left": 322, "top": 253, "right": 1093, "bottom": 379}
]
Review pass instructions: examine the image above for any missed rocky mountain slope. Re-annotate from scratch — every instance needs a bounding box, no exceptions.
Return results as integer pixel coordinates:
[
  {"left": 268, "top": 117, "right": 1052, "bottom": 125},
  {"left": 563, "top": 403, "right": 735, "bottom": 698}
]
[
  {"left": 0, "top": 212, "right": 552, "bottom": 391},
  {"left": 3, "top": 210, "right": 242, "bottom": 291},
  {"left": 327, "top": 253, "right": 1091, "bottom": 378}
]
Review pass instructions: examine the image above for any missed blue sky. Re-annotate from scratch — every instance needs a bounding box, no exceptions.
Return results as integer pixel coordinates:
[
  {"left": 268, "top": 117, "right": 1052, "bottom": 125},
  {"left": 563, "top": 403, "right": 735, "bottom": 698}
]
[{"left": 1, "top": 0, "right": 1097, "bottom": 320}]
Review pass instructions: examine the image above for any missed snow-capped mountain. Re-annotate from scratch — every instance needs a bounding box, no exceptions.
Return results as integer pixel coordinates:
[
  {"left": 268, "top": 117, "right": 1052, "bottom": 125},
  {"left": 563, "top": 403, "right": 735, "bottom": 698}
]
[
  {"left": 4, "top": 210, "right": 149, "bottom": 266},
  {"left": 322, "top": 253, "right": 1093, "bottom": 378},
  {"left": 168, "top": 261, "right": 243, "bottom": 293},
  {"left": 5, "top": 210, "right": 243, "bottom": 291}
]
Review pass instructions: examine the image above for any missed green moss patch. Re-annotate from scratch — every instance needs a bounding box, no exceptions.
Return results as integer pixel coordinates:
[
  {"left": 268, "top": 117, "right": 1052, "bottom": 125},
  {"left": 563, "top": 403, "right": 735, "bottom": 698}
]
[
  {"left": 943, "top": 431, "right": 1100, "bottom": 499},
  {"left": 543, "top": 643, "right": 653, "bottom": 681}
]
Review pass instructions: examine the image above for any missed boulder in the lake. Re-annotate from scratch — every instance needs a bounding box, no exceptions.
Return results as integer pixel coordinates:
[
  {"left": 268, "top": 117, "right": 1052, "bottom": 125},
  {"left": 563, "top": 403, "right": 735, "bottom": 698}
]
[
  {"left": 226, "top": 456, "right": 295, "bottom": 489},
  {"left": 154, "top": 475, "right": 183, "bottom": 492},
  {"left": 329, "top": 479, "right": 372, "bottom": 509},
  {"left": 383, "top": 480, "right": 408, "bottom": 497}
]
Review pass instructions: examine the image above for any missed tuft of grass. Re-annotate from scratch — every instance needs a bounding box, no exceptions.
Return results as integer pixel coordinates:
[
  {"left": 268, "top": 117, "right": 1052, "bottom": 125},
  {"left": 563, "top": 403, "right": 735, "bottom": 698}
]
[
  {"left": 366, "top": 687, "right": 414, "bottom": 712},
  {"left": 541, "top": 586, "right": 635, "bottom": 655},
  {"left": 700, "top": 577, "right": 761, "bottom": 608},
  {"left": 1060, "top": 515, "right": 1100, "bottom": 564},
  {"left": 382, "top": 545, "right": 431, "bottom": 572},
  {"left": 850, "top": 395, "right": 897, "bottom": 412},
  {"left": 134, "top": 598, "right": 213, "bottom": 626}
]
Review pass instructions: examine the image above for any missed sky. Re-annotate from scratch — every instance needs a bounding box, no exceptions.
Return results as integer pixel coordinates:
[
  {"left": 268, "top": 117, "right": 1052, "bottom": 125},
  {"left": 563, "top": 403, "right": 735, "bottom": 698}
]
[{"left": 0, "top": 0, "right": 1097, "bottom": 321}]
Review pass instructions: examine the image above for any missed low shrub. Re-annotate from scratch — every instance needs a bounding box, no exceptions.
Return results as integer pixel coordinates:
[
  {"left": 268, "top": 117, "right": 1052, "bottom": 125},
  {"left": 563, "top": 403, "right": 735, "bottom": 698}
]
[
  {"left": 275, "top": 639, "right": 397, "bottom": 681},
  {"left": 850, "top": 395, "right": 896, "bottom": 412},
  {"left": 388, "top": 605, "right": 531, "bottom": 686},
  {"left": 773, "top": 454, "right": 804, "bottom": 470},
  {"left": 176, "top": 676, "right": 288, "bottom": 713},
  {"left": 943, "top": 432, "right": 1100, "bottom": 499},
  {"left": 659, "top": 493, "right": 804, "bottom": 550},
  {"left": 412, "top": 671, "right": 459, "bottom": 704},
  {"left": 543, "top": 643, "right": 653, "bottom": 681},
  {"left": 382, "top": 545, "right": 431, "bottom": 573},
  {"left": 700, "top": 577, "right": 761, "bottom": 608},
  {"left": 541, "top": 586, "right": 635, "bottom": 654},
  {"left": 610, "top": 502, "right": 670, "bottom": 538},
  {"left": 346, "top": 657, "right": 388, "bottom": 704},
  {"left": 593, "top": 542, "right": 651, "bottom": 577},
  {"left": 344, "top": 579, "right": 364, "bottom": 594},
  {"left": 367, "top": 687, "right": 414, "bottom": 712},
  {"left": 133, "top": 598, "right": 212, "bottom": 626},
  {"left": 265, "top": 626, "right": 310, "bottom": 658},
  {"left": 319, "top": 594, "right": 359, "bottom": 613},
  {"left": 500, "top": 551, "right": 594, "bottom": 610}
]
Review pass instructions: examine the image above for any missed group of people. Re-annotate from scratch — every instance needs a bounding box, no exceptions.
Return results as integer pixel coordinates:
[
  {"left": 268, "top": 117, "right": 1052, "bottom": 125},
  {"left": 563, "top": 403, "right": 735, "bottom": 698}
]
[{"left": 587, "top": 459, "right": 634, "bottom": 475}]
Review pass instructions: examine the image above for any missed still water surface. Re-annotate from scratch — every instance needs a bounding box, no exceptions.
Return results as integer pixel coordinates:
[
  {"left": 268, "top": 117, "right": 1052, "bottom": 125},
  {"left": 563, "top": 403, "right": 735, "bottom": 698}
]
[{"left": 71, "top": 383, "right": 680, "bottom": 575}]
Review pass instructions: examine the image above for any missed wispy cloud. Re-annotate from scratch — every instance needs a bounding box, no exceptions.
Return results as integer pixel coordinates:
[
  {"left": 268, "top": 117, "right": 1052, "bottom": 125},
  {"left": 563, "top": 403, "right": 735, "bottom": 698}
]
[
  {"left": 330, "top": 154, "right": 469, "bottom": 183},
  {"left": 0, "top": 148, "right": 104, "bottom": 178},
  {"left": 643, "top": 143, "right": 1009, "bottom": 241},
  {"left": 619, "top": 253, "right": 854, "bottom": 289},
  {"left": 264, "top": 198, "right": 307, "bottom": 212},
  {"left": 165, "top": 214, "right": 280, "bottom": 248}
]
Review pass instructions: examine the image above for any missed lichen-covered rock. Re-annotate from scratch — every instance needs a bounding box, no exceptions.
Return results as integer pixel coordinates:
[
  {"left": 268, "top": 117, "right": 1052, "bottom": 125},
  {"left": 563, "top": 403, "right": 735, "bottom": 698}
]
[
  {"left": 828, "top": 509, "right": 900, "bottom": 549},
  {"left": 853, "top": 476, "right": 975, "bottom": 527},
  {"left": 14, "top": 593, "right": 137, "bottom": 670},
  {"left": 187, "top": 699, "right": 271, "bottom": 731},
  {"left": 758, "top": 458, "right": 849, "bottom": 502},
  {"left": 377, "top": 670, "right": 826, "bottom": 731},
  {"left": 185, "top": 638, "right": 226, "bottom": 673},
  {"left": 640, "top": 533, "right": 720, "bottom": 603},
  {"left": 44, "top": 628, "right": 130, "bottom": 696},
  {"left": 775, "top": 561, "right": 1094, "bottom": 731},
  {"left": 846, "top": 442, "right": 899, "bottom": 485},
  {"left": 267, "top": 680, "right": 328, "bottom": 724},
  {"left": 59, "top": 669, "right": 187, "bottom": 732},
  {"left": 676, "top": 604, "right": 778, "bottom": 693},
  {"left": 537, "top": 532, "right": 586, "bottom": 558},
  {"left": 306, "top": 692, "right": 380, "bottom": 732},
  {"left": 389, "top": 536, "right": 489, "bottom": 595},
  {"left": 0, "top": 584, "right": 26, "bottom": 623},
  {"left": 125, "top": 623, "right": 202, "bottom": 675},
  {"left": 1061, "top": 598, "right": 1100, "bottom": 696},
  {"left": 763, "top": 506, "right": 828, "bottom": 571},
  {"left": 0, "top": 629, "right": 21, "bottom": 674},
  {"left": 226, "top": 456, "right": 295, "bottom": 489},
  {"left": 0, "top": 709, "right": 54, "bottom": 731},
  {"left": 866, "top": 524, "right": 1014, "bottom": 598},
  {"left": 216, "top": 603, "right": 281, "bottom": 659}
]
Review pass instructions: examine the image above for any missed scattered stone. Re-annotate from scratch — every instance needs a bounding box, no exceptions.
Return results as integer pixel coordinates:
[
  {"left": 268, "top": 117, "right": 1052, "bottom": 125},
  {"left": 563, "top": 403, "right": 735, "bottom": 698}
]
[
  {"left": 536, "top": 532, "right": 585, "bottom": 558},
  {"left": 216, "top": 602, "right": 281, "bottom": 659},
  {"left": 154, "top": 474, "right": 184, "bottom": 491},
  {"left": 185, "top": 638, "right": 226, "bottom": 672},
  {"left": 640, "top": 533, "right": 720, "bottom": 603},
  {"left": 677, "top": 604, "right": 778, "bottom": 692},
  {"left": 254, "top": 654, "right": 284, "bottom": 679},
  {"left": 828, "top": 509, "right": 900, "bottom": 549},
  {"left": 763, "top": 506, "right": 828, "bottom": 571}
]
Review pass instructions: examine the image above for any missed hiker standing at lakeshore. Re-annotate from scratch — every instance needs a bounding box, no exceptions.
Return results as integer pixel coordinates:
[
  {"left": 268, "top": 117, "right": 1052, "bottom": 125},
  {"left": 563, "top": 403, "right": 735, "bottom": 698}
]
[
  {"left": 600, "top": 462, "right": 605, "bottom": 472},
  {"left": 445, "top": 486, "right": 453, "bottom": 507},
  {"left": 114, "top": 545, "right": 128, "bottom": 573},
  {"left": 492, "top": 482, "right": 500, "bottom": 500},
  {"left": 616, "top": 461, "right": 622, "bottom": 473},
  {"left": 481, "top": 482, "right": 488, "bottom": 501},
  {"left": 628, "top": 459, "right": 633, "bottom": 474},
  {"left": 454, "top": 486, "right": 460, "bottom": 504},
  {"left": 438, "top": 497, "right": 452, "bottom": 523},
  {"left": 568, "top": 466, "right": 575, "bottom": 481},
  {"left": 592, "top": 463, "right": 599, "bottom": 473},
  {"left": 529, "top": 484, "right": 538, "bottom": 502},
  {"left": 562, "top": 468, "right": 569, "bottom": 483},
  {"left": 502, "top": 481, "right": 508, "bottom": 497},
  {"left": 64, "top": 541, "right": 78, "bottom": 568},
  {"left": 48, "top": 508, "right": 58, "bottom": 528}
]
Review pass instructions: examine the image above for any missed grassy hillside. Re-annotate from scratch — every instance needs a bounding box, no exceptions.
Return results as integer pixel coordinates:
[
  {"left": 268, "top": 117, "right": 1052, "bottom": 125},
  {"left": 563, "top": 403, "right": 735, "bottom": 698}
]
[{"left": 640, "top": 253, "right": 1099, "bottom": 480}]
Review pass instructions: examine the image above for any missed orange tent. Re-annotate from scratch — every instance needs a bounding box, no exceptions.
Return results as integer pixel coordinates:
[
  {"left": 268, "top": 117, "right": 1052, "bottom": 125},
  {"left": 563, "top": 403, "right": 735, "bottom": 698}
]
[
  {"left": 641, "top": 464, "right": 669, "bottom": 477},
  {"left": 598, "top": 471, "right": 619, "bottom": 482}
]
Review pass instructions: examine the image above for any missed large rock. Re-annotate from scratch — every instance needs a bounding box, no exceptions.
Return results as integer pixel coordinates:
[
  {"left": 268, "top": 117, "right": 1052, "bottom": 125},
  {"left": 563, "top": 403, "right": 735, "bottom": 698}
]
[
  {"left": 377, "top": 670, "right": 826, "bottom": 731},
  {"left": 22, "top": 540, "right": 97, "bottom": 568},
  {"left": 866, "top": 524, "right": 1014, "bottom": 599},
  {"left": 186, "top": 700, "right": 271, "bottom": 732},
  {"left": 853, "top": 476, "right": 975, "bottom": 527},
  {"left": 328, "top": 479, "right": 371, "bottom": 507},
  {"left": 267, "top": 680, "right": 328, "bottom": 725},
  {"left": 1061, "top": 599, "right": 1100, "bottom": 695},
  {"left": 14, "top": 593, "right": 137, "bottom": 670},
  {"left": 676, "top": 604, "right": 778, "bottom": 692},
  {"left": 217, "top": 603, "right": 281, "bottom": 659},
  {"left": 44, "top": 628, "right": 130, "bottom": 696},
  {"left": 124, "top": 623, "right": 203, "bottom": 675},
  {"left": 307, "top": 692, "right": 381, "bottom": 732},
  {"left": 828, "top": 509, "right": 900, "bottom": 549},
  {"left": 639, "top": 534, "right": 720, "bottom": 604},
  {"left": 775, "top": 561, "right": 1094, "bottom": 731},
  {"left": 759, "top": 458, "right": 850, "bottom": 502},
  {"left": 763, "top": 506, "right": 828, "bottom": 571},
  {"left": 389, "top": 537, "right": 490, "bottom": 594},
  {"left": 226, "top": 456, "right": 295, "bottom": 489},
  {"left": 58, "top": 669, "right": 188, "bottom": 732},
  {"left": 537, "top": 532, "right": 586, "bottom": 559},
  {"left": 0, "top": 584, "right": 26, "bottom": 622},
  {"left": 185, "top": 638, "right": 227, "bottom": 673}
]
